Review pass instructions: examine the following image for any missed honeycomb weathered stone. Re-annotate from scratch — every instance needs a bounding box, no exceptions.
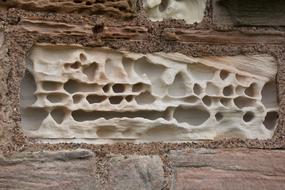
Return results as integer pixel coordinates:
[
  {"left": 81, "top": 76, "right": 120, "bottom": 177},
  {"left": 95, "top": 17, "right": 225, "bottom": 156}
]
[{"left": 20, "top": 45, "right": 278, "bottom": 143}]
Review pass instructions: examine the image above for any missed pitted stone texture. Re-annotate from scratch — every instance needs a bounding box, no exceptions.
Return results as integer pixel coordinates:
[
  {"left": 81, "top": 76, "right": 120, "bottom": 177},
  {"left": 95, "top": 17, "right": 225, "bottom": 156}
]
[
  {"left": 143, "top": 0, "right": 207, "bottom": 24},
  {"left": 108, "top": 155, "right": 164, "bottom": 190},
  {"left": 170, "top": 149, "right": 285, "bottom": 190},
  {"left": 20, "top": 45, "right": 278, "bottom": 143}
]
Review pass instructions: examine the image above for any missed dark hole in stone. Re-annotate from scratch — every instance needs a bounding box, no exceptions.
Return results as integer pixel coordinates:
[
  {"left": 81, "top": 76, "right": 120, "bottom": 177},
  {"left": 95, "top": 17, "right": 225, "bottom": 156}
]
[
  {"left": 263, "top": 111, "right": 278, "bottom": 130},
  {"left": 215, "top": 112, "right": 223, "bottom": 121},
  {"left": 51, "top": 108, "right": 65, "bottom": 124},
  {"left": 70, "top": 61, "right": 80, "bottom": 69},
  {"left": 243, "top": 111, "right": 254, "bottom": 123},
  {"left": 223, "top": 85, "right": 234, "bottom": 96},
  {"left": 245, "top": 83, "right": 258, "bottom": 97},
  {"left": 174, "top": 106, "right": 210, "bottom": 126},
  {"left": 220, "top": 70, "right": 229, "bottom": 80},
  {"left": 72, "top": 110, "right": 164, "bottom": 121},
  {"left": 87, "top": 94, "right": 106, "bottom": 104},
  {"left": 42, "top": 81, "right": 62, "bottom": 91},
  {"left": 64, "top": 80, "right": 79, "bottom": 94},
  {"left": 109, "top": 96, "right": 123, "bottom": 104},
  {"left": 234, "top": 96, "right": 256, "bottom": 108},
  {"left": 80, "top": 53, "right": 87, "bottom": 62},
  {"left": 112, "top": 84, "right": 125, "bottom": 93},
  {"left": 85, "top": 1, "right": 92, "bottom": 5},
  {"left": 103, "top": 84, "right": 110, "bottom": 93},
  {"left": 125, "top": 95, "right": 133, "bottom": 102},
  {"left": 202, "top": 96, "right": 211, "bottom": 106},
  {"left": 193, "top": 83, "right": 202, "bottom": 96},
  {"left": 47, "top": 93, "right": 66, "bottom": 103},
  {"left": 119, "top": 7, "right": 127, "bottom": 11},
  {"left": 73, "top": 0, "right": 83, "bottom": 3},
  {"left": 92, "top": 23, "right": 104, "bottom": 33},
  {"left": 132, "top": 83, "right": 144, "bottom": 92}
]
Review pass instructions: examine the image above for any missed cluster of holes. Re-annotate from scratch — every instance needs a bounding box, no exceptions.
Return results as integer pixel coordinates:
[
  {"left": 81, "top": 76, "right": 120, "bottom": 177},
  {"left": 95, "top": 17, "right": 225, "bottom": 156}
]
[
  {"left": 20, "top": 49, "right": 279, "bottom": 140},
  {"left": 25, "top": 74, "right": 279, "bottom": 130},
  {"left": 73, "top": 92, "right": 155, "bottom": 106},
  {"left": 63, "top": 79, "right": 155, "bottom": 106},
  {"left": 63, "top": 80, "right": 147, "bottom": 95}
]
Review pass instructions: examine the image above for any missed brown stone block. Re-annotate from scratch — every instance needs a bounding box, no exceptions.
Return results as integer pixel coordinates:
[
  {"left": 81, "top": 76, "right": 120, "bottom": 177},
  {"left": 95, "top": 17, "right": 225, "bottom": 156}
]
[
  {"left": 0, "top": 150, "right": 165, "bottom": 190},
  {"left": 0, "top": 149, "right": 99, "bottom": 190},
  {"left": 163, "top": 29, "right": 285, "bottom": 44},
  {"left": 108, "top": 155, "right": 164, "bottom": 190},
  {"left": 213, "top": 0, "right": 285, "bottom": 26},
  {"left": 0, "top": 0, "right": 136, "bottom": 18},
  {"left": 170, "top": 149, "right": 285, "bottom": 190}
]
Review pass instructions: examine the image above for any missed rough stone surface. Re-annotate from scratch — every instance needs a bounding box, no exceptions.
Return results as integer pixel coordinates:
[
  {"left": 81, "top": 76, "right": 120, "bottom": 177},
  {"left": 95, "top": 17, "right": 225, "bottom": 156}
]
[
  {"left": 0, "top": 150, "right": 164, "bottom": 190},
  {"left": 108, "top": 155, "right": 164, "bottom": 190},
  {"left": 21, "top": 45, "right": 278, "bottom": 142},
  {"left": 0, "top": 0, "right": 136, "bottom": 18},
  {"left": 0, "top": 149, "right": 101, "bottom": 190},
  {"left": 0, "top": 0, "right": 284, "bottom": 153},
  {"left": 0, "top": 4, "right": 284, "bottom": 189},
  {"left": 143, "top": 0, "right": 207, "bottom": 24},
  {"left": 170, "top": 149, "right": 285, "bottom": 190},
  {"left": 213, "top": 0, "right": 285, "bottom": 26}
]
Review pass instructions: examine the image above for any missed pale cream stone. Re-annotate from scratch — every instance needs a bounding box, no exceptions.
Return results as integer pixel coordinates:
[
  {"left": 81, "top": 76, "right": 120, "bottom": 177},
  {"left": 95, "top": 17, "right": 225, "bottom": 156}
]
[
  {"left": 143, "top": 0, "right": 207, "bottom": 24},
  {"left": 20, "top": 45, "right": 278, "bottom": 143}
]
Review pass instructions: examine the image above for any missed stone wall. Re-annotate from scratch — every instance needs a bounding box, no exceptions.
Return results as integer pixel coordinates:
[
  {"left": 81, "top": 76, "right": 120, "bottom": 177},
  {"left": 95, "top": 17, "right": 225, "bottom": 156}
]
[{"left": 0, "top": 0, "right": 285, "bottom": 189}]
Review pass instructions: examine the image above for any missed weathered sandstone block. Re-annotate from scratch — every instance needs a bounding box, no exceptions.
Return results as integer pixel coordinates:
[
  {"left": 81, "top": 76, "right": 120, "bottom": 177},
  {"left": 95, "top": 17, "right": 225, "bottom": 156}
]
[
  {"left": 213, "top": 0, "right": 285, "bottom": 26},
  {"left": 20, "top": 45, "right": 278, "bottom": 143},
  {"left": 108, "top": 155, "right": 164, "bottom": 190},
  {"left": 143, "top": 0, "right": 207, "bottom": 24},
  {"left": 170, "top": 149, "right": 285, "bottom": 190},
  {"left": 0, "top": 149, "right": 100, "bottom": 190},
  {"left": 0, "top": 0, "right": 136, "bottom": 18},
  {"left": 0, "top": 150, "right": 164, "bottom": 190}
]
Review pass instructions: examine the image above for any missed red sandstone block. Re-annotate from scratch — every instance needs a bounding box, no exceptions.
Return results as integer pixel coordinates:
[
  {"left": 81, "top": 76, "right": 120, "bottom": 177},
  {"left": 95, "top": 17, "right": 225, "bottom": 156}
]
[{"left": 170, "top": 149, "right": 285, "bottom": 190}]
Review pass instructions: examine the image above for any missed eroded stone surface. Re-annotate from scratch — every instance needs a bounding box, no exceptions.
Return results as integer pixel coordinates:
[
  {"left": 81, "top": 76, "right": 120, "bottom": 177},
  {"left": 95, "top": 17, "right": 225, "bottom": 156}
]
[
  {"left": 20, "top": 45, "right": 278, "bottom": 143},
  {"left": 170, "top": 149, "right": 285, "bottom": 190},
  {"left": 0, "top": 150, "right": 164, "bottom": 190},
  {"left": 0, "top": 149, "right": 101, "bottom": 190},
  {"left": 213, "top": 0, "right": 285, "bottom": 26},
  {"left": 0, "top": 0, "right": 135, "bottom": 18},
  {"left": 108, "top": 155, "right": 164, "bottom": 190},
  {"left": 143, "top": 0, "right": 207, "bottom": 24},
  {"left": 0, "top": 149, "right": 94, "bottom": 163}
]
